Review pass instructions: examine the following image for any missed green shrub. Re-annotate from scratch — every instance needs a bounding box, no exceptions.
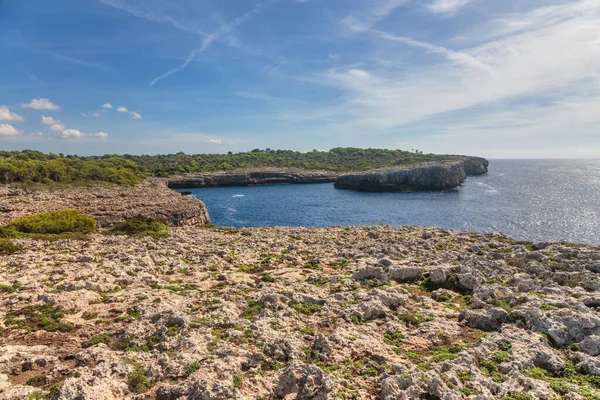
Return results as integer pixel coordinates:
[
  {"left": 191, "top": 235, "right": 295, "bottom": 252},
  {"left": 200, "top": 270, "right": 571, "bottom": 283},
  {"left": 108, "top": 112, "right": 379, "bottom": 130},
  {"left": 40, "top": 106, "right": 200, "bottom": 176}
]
[
  {"left": 110, "top": 215, "right": 170, "bottom": 238},
  {"left": 492, "top": 351, "right": 511, "bottom": 363},
  {"left": 127, "top": 368, "right": 153, "bottom": 394},
  {"left": 290, "top": 302, "right": 322, "bottom": 315},
  {"left": 85, "top": 333, "right": 111, "bottom": 348},
  {"left": 6, "top": 210, "right": 96, "bottom": 235},
  {"left": 0, "top": 238, "right": 21, "bottom": 255}
]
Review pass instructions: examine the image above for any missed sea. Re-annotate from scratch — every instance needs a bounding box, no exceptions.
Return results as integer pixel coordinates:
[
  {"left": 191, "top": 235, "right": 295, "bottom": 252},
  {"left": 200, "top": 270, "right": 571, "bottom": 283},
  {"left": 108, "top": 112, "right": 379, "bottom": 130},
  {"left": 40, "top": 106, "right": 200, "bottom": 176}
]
[{"left": 176, "top": 160, "right": 600, "bottom": 245}]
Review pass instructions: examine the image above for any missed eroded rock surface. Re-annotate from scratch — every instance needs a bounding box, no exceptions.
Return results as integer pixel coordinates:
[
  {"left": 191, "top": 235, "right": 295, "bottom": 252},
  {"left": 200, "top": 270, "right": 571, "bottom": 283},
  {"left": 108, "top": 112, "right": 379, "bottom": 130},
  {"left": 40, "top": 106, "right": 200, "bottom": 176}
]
[
  {"left": 0, "top": 179, "right": 210, "bottom": 227},
  {"left": 1, "top": 225, "right": 599, "bottom": 399}
]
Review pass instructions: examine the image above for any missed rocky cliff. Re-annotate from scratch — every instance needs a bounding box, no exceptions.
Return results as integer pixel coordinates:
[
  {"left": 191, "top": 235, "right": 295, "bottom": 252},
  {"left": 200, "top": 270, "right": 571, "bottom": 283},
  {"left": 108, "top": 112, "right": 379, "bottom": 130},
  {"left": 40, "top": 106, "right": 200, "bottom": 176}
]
[
  {"left": 0, "top": 179, "right": 210, "bottom": 227},
  {"left": 462, "top": 156, "right": 489, "bottom": 176},
  {"left": 334, "top": 160, "right": 467, "bottom": 192},
  {"left": 167, "top": 168, "right": 339, "bottom": 188}
]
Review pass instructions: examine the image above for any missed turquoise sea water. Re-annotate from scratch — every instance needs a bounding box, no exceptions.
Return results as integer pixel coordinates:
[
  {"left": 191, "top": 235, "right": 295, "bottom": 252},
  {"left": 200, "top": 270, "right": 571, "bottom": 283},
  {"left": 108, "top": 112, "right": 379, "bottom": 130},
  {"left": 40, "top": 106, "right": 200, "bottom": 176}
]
[{"left": 177, "top": 160, "right": 600, "bottom": 245}]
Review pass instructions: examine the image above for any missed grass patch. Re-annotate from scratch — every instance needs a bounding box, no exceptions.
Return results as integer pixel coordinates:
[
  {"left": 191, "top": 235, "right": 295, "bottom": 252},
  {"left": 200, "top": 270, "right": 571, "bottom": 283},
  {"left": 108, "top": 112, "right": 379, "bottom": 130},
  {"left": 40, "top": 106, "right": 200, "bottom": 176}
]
[
  {"left": 4, "top": 304, "right": 74, "bottom": 332},
  {"left": 109, "top": 215, "right": 170, "bottom": 238}
]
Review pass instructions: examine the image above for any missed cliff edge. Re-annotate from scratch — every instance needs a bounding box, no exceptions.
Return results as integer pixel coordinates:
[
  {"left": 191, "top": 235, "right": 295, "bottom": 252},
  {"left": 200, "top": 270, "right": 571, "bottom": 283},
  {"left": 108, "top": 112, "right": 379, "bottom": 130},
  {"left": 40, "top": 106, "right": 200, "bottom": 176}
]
[
  {"left": 0, "top": 179, "right": 210, "bottom": 227},
  {"left": 334, "top": 160, "right": 468, "bottom": 192}
]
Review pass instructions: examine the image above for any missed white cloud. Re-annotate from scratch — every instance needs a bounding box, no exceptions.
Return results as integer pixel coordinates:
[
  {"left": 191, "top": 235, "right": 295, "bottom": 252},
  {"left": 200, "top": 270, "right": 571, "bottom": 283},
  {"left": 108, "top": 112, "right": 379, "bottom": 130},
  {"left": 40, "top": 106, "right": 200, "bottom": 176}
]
[
  {"left": 22, "top": 98, "right": 60, "bottom": 111},
  {"left": 57, "top": 129, "right": 108, "bottom": 140},
  {"left": 233, "top": 91, "right": 307, "bottom": 104},
  {"left": 341, "top": 0, "right": 411, "bottom": 32},
  {"left": 302, "top": 0, "right": 600, "bottom": 146},
  {"left": 102, "top": 103, "right": 113, "bottom": 109},
  {"left": 117, "top": 106, "right": 128, "bottom": 112},
  {"left": 0, "top": 124, "right": 22, "bottom": 136},
  {"left": 129, "top": 111, "right": 143, "bottom": 120},
  {"left": 0, "top": 106, "right": 25, "bottom": 122},
  {"left": 92, "top": 113, "right": 101, "bottom": 118},
  {"left": 81, "top": 112, "right": 89, "bottom": 117},
  {"left": 49, "top": 123, "right": 66, "bottom": 132},
  {"left": 426, "top": 0, "right": 473, "bottom": 15},
  {"left": 41, "top": 115, "right": 60, "bottom": 125},
  {"left": 30, "top": 132, "right": 44, "bottom": 137},
  {"left": 206, "top": 138, "right": 222, "bottom": 144}
]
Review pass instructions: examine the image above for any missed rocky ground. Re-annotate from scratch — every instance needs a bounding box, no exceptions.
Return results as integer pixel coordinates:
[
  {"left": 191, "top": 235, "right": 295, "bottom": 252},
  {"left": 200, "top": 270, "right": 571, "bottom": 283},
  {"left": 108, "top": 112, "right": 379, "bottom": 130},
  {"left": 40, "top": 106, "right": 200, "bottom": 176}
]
[{"left": 1, "top": 225, "right": 600, "bottom": 399}]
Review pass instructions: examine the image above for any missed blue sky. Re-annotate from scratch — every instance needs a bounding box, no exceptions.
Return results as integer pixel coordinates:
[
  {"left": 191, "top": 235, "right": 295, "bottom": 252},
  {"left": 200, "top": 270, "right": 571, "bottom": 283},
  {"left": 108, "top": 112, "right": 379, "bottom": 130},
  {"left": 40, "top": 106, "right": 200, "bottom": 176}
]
[{"left": 1, "top": 0, "right": 599, "bottom": 157}]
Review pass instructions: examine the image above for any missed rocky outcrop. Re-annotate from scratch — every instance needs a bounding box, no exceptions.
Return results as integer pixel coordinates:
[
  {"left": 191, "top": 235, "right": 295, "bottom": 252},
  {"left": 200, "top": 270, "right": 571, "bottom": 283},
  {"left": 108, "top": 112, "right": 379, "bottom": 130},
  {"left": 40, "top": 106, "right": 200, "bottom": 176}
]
[
  {"left": 334, "top": 160, "right": 467, "bottom": 192},
  {"left": 0, "top": 179, "right": 210, "bottom": 227},
  {"left": 461, "top": 156, "right": 489, "bottom": 176},
  {"left": 167, "top": 168, "right": 339, "bottom": 188}
]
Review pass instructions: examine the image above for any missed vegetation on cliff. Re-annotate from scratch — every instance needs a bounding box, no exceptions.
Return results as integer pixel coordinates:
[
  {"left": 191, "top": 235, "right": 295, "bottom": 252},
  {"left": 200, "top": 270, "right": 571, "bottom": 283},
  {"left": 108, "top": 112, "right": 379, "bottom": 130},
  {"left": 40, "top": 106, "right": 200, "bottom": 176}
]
[
  {"left": 110, "top": 215, "right": 171, "bottom": 238},
  {"left": 0, "top": 150, "right": 147, "bottom": 185},
  {"left": 0, "top": 148, "right": 483, "bottom": 185},
  {"left": 125, "top": 148, "right": 463, "bottom": 176}
]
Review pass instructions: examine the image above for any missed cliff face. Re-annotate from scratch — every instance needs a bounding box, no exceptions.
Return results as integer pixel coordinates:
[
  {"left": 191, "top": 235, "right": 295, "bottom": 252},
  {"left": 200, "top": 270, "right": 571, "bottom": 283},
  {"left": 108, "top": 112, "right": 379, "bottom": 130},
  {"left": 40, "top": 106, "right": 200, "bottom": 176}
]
[
  {"left": 334, "top": 161, "right": 467, "bottom": 192},
  {"left": 0, "top": 179, "right": 210, "bottom": 227},
  {"left": 167, "top": 168, "right": 339, "bottom": 188},
  {"left": 462, "top": 156, "right": 489, "bottom": 176}
]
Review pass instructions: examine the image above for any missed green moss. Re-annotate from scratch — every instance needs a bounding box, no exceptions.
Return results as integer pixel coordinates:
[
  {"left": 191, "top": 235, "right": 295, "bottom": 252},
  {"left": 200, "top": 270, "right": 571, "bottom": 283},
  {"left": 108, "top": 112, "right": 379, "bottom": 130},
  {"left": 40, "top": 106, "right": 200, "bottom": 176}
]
[
  {"left": 25, "top": 375, "right": 45, "bottom": 387},
  {"left": 109, "top": 215, "right": 170, "bottom": 238},
  {"left": 5, "top": 210, "right": 97, "bottom": 235},
  {"left": 551, "top": 381, "right": 570, "bottom": 394},
  {"left": 457, "top": 370, "right": 471, "bottom": 382},
  {"left": 261, "top": 274, "right": 276, "bottom": 282},
  {"left": 4, "top": 304, "right": 74, "bottom": 332},
  {"left": 290, "top": 302, "right": 322, "bottom": 315},
  {"left": 82, "top": 311, "right": 98, "bottom": 320},
  {"left": 0, "top": 284, "right": 17, "bottom": 294},
  {"left": 383, "top": 332, "right": 404, "bottom": 347},
  {"left": 541, "top": 304, "right": 559, "bottom": 311}
]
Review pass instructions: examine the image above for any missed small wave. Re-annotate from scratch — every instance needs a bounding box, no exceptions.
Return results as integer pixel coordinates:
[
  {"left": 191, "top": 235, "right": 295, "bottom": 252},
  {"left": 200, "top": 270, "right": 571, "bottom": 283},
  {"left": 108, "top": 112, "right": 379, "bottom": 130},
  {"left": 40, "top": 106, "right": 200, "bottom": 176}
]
[
  {"left": 226, "top": 208, "right": 238, "bottom": 213},
  {"left": 232, "top": 194, "right": 245, "bottom": 198}
]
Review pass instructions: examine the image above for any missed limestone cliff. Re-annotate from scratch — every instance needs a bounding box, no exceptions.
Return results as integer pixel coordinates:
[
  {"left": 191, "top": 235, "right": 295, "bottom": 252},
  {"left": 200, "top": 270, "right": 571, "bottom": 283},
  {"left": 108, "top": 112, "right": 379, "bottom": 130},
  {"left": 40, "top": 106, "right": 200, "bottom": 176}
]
[
  {"left": 0, "top": 179, "right": 210, "bottom": 227},
  {"left": 334, "top": 160, "right": 467, "bottom": 192},
  {"left": 461, "top": 156, "right": 489, "bottom": 176},
  {"left": 167, "top": 168, "right": 339, "bottom": 188}
]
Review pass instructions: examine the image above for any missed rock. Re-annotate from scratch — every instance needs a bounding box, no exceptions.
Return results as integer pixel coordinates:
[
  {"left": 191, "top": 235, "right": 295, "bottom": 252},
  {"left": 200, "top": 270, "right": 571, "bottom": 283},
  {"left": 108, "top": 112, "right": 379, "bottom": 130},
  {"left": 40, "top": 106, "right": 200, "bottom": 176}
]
[
  {"left": 0, "top": 179, "right": 210, "bottom": 227},
  {"left": 167, "top": 168, "right": 339, "bottom": 188},
  {"left": 459, "top": 307, "right": 508, "bottom": 331},
  {"left": 275, "top": 362, "right": 336, "bottom": 400},
  {"left": 388, "top": 266, "right": 423, "bottom": 283},
  {"left": 352, "top": 266, "right": 388, "bottom": 282},
  {"left": 532, "top": 242, "right": 548, "bottom": 250},
  {"left": 431, "top": 288, "right": 457, "bottom": 302},
  {"left": 581, "top": 335, "right": 600, "bottom": 356},
  {"left": 461, "top": 156, "right": 489, "bottom": 176},
  {"left": 590, "top": 262, "right": 600, "bottom": 273},
  {"left": 533, "top": 350, "right": 565, "bottom": 375},
  {"left": 334, "top": 161, "right": 468, "bottom": 192}
]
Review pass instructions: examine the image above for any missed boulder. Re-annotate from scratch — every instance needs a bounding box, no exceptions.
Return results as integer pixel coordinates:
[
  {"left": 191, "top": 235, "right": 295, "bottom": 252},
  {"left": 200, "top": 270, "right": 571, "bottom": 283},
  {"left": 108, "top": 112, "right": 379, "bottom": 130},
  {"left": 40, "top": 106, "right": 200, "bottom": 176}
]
[{"left": 459, "top": 307, "right": 508, "bottom": 331}]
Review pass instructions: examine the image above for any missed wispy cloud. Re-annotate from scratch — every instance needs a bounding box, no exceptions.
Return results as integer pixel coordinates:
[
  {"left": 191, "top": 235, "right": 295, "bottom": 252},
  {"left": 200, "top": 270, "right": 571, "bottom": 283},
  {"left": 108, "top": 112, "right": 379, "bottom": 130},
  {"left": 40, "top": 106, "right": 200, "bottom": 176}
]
[
  {"left": 0, "top": 106, "right": 25, "bottom": 123},
  {"left": 150, "top": 2, "right": 269, "bottom": 86},
  {"left": 341, "top": 0, "right": 412, "bottom": 31},
  {"left": 58, "top": 129, "right": 108, "bottom": 139},
  {"left": 51, "top": 53, "right": 110, "bottom": 70},
  {"left": 426, "top": 0, "right": 473, "bottom": 15},
  {"left": 102, "top": 103, "right": 113, "bottom": 109},
  {"left": 22, "top": 98, "right": 60, "bottom": 111},
  {"left": 129, "top": 111, "right": 143, "bottom": 120},
  {"left": 116, "top": 106, "right": 128, "bottom": 112},
  {"left": 233, "top": 91, "right": 307, "bottom": 104},
  {"left": 206, "top": 138, "right": 222, "bottom": 144},
  {"left": 41, "top": 115, "right": 60, "bottom": 125}
]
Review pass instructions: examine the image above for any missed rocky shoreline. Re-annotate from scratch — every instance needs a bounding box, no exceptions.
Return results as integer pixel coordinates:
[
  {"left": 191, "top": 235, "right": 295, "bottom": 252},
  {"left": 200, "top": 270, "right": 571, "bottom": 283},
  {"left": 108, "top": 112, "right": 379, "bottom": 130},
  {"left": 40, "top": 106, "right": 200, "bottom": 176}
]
[
  {"left": 166, "top": 157, "right": 489, "bottom": 192},
  {"left": 166, "top": 169, "right": 340, "bottom": 189}
]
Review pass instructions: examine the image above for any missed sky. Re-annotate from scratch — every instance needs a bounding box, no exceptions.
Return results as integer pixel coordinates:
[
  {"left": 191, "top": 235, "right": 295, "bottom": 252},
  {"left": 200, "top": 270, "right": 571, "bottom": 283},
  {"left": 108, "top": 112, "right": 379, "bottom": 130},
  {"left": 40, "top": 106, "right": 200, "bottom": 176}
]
[{"left": 0, "top": 0, "right": 599, "bottom": 158}]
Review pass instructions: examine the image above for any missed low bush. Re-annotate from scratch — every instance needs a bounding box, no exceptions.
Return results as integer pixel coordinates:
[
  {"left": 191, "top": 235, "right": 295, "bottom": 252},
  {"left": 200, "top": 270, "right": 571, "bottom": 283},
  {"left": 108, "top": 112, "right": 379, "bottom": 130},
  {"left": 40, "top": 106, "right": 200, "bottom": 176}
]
[
  {"left": 0, "top": 238, "right": 21, "bottom": 255},
  {"left": 5, "top": 210, "right": 97, "bottom": 235},
  {"left": 110, "top": 215, "right": 170, "bottom": 238},
  {"left": 4, "top": 304, "right": 74, "bottom": 332}
]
